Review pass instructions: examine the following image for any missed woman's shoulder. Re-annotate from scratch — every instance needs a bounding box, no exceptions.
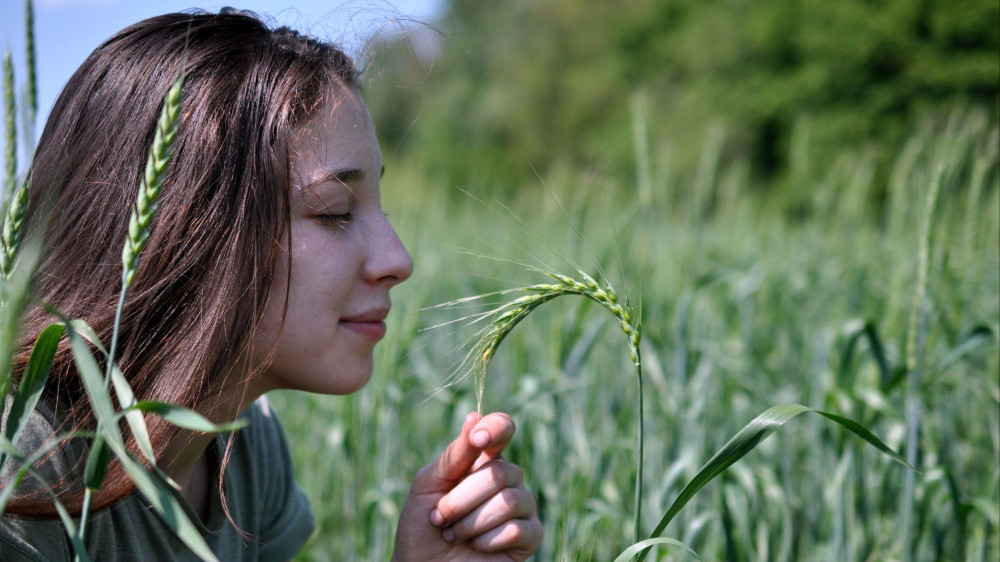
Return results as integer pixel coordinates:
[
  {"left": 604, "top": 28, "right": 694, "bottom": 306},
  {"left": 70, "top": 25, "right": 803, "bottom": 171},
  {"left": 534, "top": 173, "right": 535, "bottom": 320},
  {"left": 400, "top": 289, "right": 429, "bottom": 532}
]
[
  {"left": 0, "top": 395, "right": 86, "bottom": 500},
  {"left": 0, "top": 395, "right": 313, "bottom": 561}
]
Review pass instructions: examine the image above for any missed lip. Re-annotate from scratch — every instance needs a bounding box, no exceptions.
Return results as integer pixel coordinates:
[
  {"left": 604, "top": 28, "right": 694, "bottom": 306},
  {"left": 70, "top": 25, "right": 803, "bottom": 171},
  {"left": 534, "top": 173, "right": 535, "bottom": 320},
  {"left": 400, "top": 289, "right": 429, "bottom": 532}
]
[{"left": 339, "top": 307, "right": 390, "bottom": 340}]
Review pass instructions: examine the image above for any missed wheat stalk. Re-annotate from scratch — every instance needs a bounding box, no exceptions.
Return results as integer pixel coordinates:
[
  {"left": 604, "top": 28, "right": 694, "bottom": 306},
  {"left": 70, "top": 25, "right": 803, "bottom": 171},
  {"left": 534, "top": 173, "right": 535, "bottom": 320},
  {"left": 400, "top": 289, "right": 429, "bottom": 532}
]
[
  {"left": 77, "top": 72, "right": 183, "bottom": 549},
  {"left": 442, "top": 267, "right": 646, "bottom": 541}
]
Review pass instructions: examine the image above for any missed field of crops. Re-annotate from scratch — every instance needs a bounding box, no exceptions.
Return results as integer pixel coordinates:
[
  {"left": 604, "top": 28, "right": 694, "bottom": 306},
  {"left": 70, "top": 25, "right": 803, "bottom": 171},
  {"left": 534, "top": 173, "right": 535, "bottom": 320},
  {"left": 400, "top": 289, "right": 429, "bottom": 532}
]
[
  {"left": 270, "top": 107, "right": 999, "bottom": 561},
  {"left": 0, "top": 1, "right": 995, "bottom": 560}
]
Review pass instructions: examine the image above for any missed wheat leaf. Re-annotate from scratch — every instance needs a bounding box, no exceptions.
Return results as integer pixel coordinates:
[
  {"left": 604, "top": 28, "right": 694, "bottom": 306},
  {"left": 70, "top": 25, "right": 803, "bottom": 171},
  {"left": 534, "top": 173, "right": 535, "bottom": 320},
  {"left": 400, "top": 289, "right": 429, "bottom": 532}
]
[
  {"left": 123, "top": 401, "right": 248, "bottom": 434},
  {"left": 0, "top": 323, "right": 63, "bottom": 472},
  {"left": 614, "top": 537, "right": 705, "bottom": 562},
  {"left": 639, "top": 403, "right": 911, "bottom": 561}
]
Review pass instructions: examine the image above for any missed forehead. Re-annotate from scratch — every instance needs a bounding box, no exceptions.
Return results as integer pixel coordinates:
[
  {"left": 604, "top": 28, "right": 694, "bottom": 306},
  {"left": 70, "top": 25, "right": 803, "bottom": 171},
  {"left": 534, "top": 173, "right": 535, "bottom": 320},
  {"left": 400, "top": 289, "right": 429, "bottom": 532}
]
[{"left": 289, "top": 89, "right": 380, "bottom": 183}]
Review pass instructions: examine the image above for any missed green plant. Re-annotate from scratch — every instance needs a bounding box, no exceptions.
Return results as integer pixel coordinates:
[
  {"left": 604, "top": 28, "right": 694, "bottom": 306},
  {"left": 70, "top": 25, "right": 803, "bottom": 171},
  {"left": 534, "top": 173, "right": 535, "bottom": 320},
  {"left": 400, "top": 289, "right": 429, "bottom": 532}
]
[{"left": 442, "top": 267, "right": 646, "bottom": 541}]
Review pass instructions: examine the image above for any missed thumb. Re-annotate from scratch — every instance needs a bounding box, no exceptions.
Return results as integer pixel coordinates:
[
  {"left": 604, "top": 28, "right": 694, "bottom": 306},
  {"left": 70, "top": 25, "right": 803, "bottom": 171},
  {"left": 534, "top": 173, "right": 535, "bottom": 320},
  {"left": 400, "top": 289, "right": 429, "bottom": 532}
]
[{"left": 410, "top": 412, "right": 482, "bottom": 495}]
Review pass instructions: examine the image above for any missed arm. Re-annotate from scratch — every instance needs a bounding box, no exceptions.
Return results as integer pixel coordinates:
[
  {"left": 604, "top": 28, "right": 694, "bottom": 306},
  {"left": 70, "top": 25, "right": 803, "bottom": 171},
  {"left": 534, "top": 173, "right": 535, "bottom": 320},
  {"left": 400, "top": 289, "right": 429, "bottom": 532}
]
[{"left": 392, "top": 412, "right": 543, "bottom": 561}]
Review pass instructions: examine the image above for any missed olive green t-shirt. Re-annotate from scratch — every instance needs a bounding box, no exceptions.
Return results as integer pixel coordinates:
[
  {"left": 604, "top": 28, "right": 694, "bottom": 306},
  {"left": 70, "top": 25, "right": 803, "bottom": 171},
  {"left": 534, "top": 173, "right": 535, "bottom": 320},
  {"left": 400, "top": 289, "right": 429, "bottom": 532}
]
[{"left": 0, "top": 397, "right": 315, "bottom": 561}]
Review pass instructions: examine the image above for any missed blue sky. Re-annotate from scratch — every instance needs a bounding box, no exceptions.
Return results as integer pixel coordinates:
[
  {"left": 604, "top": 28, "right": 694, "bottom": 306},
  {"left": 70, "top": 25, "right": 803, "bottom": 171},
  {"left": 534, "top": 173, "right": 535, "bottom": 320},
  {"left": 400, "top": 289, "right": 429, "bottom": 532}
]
[{"left": 1, "top": 0, "right": 442, "bottom": 167}]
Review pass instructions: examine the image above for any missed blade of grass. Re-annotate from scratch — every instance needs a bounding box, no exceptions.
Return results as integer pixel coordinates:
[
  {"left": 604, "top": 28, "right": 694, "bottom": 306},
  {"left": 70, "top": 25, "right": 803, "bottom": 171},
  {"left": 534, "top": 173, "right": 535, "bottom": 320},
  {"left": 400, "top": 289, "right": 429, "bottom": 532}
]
[
  {"left": 0, "top": 239, "right": 39, "bottom": 406},
  {"left": 109, "top": 362, "right": 155, "bottom": 463},
  {"left": 637, "top": 403, "right": 912, "bottom": 562},
  {"left": 926, "top": 325, "right": 995, "bottom": 386},
  {"left": 0, "top": 323, "right": 63, "bottom": 472},
  {"left": 117, "top": 452, "right": 218, "bottom": 562},
  {"left": 29, "top": 465, "right": 90, "bottom": 562},
  {"left": 0, "top": 435, "right": 90, "bottom": 560},
  {"left": 123, "top": 401, "right": 248, "bottom": 434},
  {"left": 66, "top": 325, "right": 218, "bottom": 561},
  {"left": 1, "top": 430, "right": 91, "bottom": 514},
  {"left": 615, "top": 537, "right": 706, "bottom": 562}
]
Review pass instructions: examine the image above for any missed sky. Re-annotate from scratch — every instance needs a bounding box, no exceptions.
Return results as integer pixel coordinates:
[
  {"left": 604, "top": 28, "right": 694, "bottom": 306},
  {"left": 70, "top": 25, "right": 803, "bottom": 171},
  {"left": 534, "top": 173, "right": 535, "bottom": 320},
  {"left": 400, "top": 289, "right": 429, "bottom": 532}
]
[{"left": 1, "top": 0, "right": 443, "bottom": 170}]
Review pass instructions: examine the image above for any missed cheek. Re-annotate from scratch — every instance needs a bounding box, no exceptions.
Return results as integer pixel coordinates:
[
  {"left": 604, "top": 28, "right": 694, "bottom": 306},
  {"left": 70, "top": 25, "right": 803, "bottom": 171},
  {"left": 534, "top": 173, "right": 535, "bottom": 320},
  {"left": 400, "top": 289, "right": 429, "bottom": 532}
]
[{"left": 250, "top": 250, "right": 290, "bottom": 363}]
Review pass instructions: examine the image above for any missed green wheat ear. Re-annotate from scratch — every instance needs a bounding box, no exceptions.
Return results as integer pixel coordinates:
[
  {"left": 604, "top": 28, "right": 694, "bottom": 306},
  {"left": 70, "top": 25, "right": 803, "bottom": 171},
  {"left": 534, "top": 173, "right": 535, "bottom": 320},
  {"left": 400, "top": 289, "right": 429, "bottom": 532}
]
[
  {"left": 1, "top": 49, "right": 27, "bottom": 286},
  {"left": 121, "top": 73, "right": 183, "bottom": 287},
  {"left": 1, "top": 177, "right": 27, "bottom": 283},
  {"left": 3, "top": 50, "right": 15, "bottom": 198},
  {"left": 469, "top": 269, "right": 641, "bottom": 408},
  {"left": 441, "top": 267, "right": 645, "bottom": 541},
  {"left": 25, "top": 0, "right": 37, "bottom": 124}
]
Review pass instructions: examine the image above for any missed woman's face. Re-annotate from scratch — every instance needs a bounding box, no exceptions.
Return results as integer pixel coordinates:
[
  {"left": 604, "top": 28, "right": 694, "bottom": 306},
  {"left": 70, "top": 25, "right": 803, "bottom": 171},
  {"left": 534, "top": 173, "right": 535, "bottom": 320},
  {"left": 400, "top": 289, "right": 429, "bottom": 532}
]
[{"left": 253, "top": 88, "right": 413, "bottom": 395}]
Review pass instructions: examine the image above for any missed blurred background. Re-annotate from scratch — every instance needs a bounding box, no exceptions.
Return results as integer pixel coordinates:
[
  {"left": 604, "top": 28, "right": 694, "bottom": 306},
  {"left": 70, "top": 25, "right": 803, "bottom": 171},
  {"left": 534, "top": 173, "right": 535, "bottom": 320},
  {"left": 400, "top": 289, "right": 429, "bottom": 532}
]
[{"left": 3, "top": 1, "right": 998, "bottom": 560}]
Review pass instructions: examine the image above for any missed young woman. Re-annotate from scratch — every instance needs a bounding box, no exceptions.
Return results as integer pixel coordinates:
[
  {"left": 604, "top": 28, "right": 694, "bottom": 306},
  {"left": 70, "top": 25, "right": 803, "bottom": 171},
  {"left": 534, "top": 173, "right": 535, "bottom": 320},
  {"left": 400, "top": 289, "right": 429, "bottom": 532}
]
[{"left": 0, "top": 10, "right": 542, "bottom": 561}]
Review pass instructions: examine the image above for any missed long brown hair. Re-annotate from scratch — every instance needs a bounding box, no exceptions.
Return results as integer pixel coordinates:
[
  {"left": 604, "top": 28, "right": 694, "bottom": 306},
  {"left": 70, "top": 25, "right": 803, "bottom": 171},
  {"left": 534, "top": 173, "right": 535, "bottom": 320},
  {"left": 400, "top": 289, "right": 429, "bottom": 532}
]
[{"left": 6, "top": 10, "right": 359, "bottom": 515}]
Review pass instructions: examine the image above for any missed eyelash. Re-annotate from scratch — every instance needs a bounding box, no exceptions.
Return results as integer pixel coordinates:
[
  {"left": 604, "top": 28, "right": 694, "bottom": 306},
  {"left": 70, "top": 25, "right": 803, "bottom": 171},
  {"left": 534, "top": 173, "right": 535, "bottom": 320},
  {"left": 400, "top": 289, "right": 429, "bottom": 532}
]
[{"left": 315, "top": 212, "right": 354, "bottom": 228}]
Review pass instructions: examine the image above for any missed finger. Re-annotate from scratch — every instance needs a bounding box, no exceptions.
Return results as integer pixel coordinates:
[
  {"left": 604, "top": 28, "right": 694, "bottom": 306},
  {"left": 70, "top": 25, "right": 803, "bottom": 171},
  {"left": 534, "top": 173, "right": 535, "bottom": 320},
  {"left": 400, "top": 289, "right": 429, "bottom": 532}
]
[
  {"left": 432, "top": 459, "right": 524, "bottom": 525},
  {"left": 467, "top": 516, "right": 544, "bottom": 555},
  {"left": 447, "top": 486, "right": 537, "bottom": 543},
  {"left": 411, "top": 412, "right": 481, "bottom": 495},
  {"left": 469, "top": 412, "right": 516, "bottom": 458}
]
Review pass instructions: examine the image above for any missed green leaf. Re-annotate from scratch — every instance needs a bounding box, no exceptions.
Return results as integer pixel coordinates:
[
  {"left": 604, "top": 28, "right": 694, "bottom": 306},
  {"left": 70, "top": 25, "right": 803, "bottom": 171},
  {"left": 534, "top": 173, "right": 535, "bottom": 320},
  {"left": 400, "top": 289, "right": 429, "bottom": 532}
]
[
  {"left": 0, "top": 434, "right": 90, "bottom": 560},
  {"left": 26, "top": 465, "right": 91, "bottom": 562},
  {"left": 66, "top": 325, "right": 125, "bottom": 453},
  {"left": 110, "top": 365, "right": 155, "bottom": 463},
  {"left": 615, "top": 537, "right": 705, "bottom": 562},
  {"left": 0, "top": 239, "right": 40, "bottom": 398},
  {"left": 65, "top": 326, "right": 216, "bottom": 559},
  {"left": 83, "top": 436, "right": 111, "bottom": 490},
  {"left": 638, "top": 403, "right": 912, "bottom": 561},
  {"left": 125, "top": 401, "right": 248, "bottom": 434},
  {"left": 927, "top": 324, "right": 995, "bottom": 385},
  {"left": 839, "top": 320, "right": 891, "bottom": 388},
  {"left": 0, "top": 436, "right": 27, "bottom": 514},
  {"left": 0, "top": 431, "right": 87, "bottom": 515},
  {"left": 0, "top": 323, "right": 64, "bottom": 473},
  {"left": 117, "top": 452, "right": 218, "bottom": 562},
  {"left": 67, "top": 319, "right": 107, "bottom": 355}
]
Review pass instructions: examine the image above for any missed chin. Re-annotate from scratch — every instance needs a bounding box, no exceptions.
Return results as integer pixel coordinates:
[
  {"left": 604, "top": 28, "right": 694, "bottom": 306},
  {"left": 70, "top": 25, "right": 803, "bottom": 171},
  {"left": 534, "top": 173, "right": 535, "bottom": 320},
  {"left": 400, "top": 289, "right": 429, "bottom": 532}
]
[
  {"left": 267, "top": 361, "right": 374, "bottom": 395},
  {"left": 329, "top": 369, "right": 374, "bottom": 395},
  {"left": 310, "top": 363, "right": 374, "bottom": 395}
]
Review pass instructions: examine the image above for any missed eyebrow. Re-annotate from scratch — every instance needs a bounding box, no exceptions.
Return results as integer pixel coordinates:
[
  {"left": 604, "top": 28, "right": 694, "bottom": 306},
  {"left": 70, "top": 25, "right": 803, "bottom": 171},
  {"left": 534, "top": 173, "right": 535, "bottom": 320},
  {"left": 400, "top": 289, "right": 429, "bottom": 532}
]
[{"left": 302, "top": 165, "right": 386, "bottom": 190}]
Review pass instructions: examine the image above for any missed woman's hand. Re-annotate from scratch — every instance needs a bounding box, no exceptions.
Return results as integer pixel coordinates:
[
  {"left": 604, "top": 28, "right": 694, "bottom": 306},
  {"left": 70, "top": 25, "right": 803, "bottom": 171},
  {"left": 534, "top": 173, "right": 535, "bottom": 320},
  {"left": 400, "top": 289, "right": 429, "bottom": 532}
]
[{"left": 392, "top": 412, "right": 543, "bottom": 561}]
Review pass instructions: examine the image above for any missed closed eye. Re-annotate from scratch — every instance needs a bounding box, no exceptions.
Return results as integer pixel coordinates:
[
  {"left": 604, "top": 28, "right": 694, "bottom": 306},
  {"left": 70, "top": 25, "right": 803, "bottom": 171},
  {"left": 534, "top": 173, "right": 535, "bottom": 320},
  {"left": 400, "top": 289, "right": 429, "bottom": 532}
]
[{"left": 315, "top": 212, "right": 354, "bottom": 229}]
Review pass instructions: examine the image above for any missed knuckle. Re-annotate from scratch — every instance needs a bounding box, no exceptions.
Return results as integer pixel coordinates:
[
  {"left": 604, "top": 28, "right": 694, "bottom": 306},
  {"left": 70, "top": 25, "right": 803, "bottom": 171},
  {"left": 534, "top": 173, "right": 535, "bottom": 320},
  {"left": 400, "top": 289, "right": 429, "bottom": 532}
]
[
  {"left": 519, "top": 487, "right": 538, "bottom": 514},
  {"left": 450, "top": 517, "right": 472, "bottom": 541},
  {"left": 436, "top": 494, "right": 459, "bottom": 521},
  {"left": 531, "top": 516, "right": 544, "bottom": 541},
  {"left": 499, "top": 487, "right": 522, "bottom": 512},
  {"left": 507, "top": 462, "right": 524, "bottom": 484},
  {"left": 505, "top": 522, "right": 524, "bottom": 544},
  {"left": 485, "top": 461, "right": 508, "bottom": 486}
]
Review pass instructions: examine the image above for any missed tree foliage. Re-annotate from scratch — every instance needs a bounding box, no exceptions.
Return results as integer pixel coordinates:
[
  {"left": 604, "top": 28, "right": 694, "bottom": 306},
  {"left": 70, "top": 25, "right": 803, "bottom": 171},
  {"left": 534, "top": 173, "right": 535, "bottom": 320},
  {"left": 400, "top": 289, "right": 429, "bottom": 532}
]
[{"left": 366, "top": 0, "right": 998, "bottom": 201}]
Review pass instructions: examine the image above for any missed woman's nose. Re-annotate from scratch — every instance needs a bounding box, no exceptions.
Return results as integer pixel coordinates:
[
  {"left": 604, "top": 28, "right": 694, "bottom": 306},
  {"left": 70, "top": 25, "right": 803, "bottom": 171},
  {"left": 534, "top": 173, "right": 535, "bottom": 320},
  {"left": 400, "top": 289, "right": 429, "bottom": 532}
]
[{"left": 366, "top": 214, "right": 413, "bottom": 287}]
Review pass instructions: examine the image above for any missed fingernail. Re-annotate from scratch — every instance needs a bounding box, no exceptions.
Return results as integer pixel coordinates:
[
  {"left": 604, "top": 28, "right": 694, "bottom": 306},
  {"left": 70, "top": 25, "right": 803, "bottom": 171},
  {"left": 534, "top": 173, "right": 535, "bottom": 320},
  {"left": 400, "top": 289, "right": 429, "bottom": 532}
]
[
  {"left": 472, "top": 430, "right": 490, "bottom": 448},
  {"left": 430, "top": 509, "right": 445, "bottom": 527},
  {"left": 442, "top": 527, "right": 456, "bottom": 543}
]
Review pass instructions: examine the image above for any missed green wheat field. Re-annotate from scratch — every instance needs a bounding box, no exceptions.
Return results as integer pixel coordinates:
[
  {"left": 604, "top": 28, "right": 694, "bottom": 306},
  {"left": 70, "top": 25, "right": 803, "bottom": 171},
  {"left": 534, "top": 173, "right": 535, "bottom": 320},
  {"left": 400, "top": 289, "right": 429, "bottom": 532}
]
[
  {"left": 2, "top": 2, "right": 997, "bottom": 560},
  {"left": 269, "top": 108, "right": 999, "bottom": 561}
]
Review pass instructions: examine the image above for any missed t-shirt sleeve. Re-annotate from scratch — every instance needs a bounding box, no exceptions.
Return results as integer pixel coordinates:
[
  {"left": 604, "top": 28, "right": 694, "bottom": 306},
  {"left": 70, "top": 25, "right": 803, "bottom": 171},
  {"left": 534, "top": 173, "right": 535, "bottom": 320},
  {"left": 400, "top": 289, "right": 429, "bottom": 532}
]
[
  {"left": 244, "top": 397, "right": 315, "bottom": 561},
  {"left": 1, "top": 397, "right": 76, "bottom": 562},
  {"left": 0, "top": 516, "right": 72, "bottom": 562}
]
